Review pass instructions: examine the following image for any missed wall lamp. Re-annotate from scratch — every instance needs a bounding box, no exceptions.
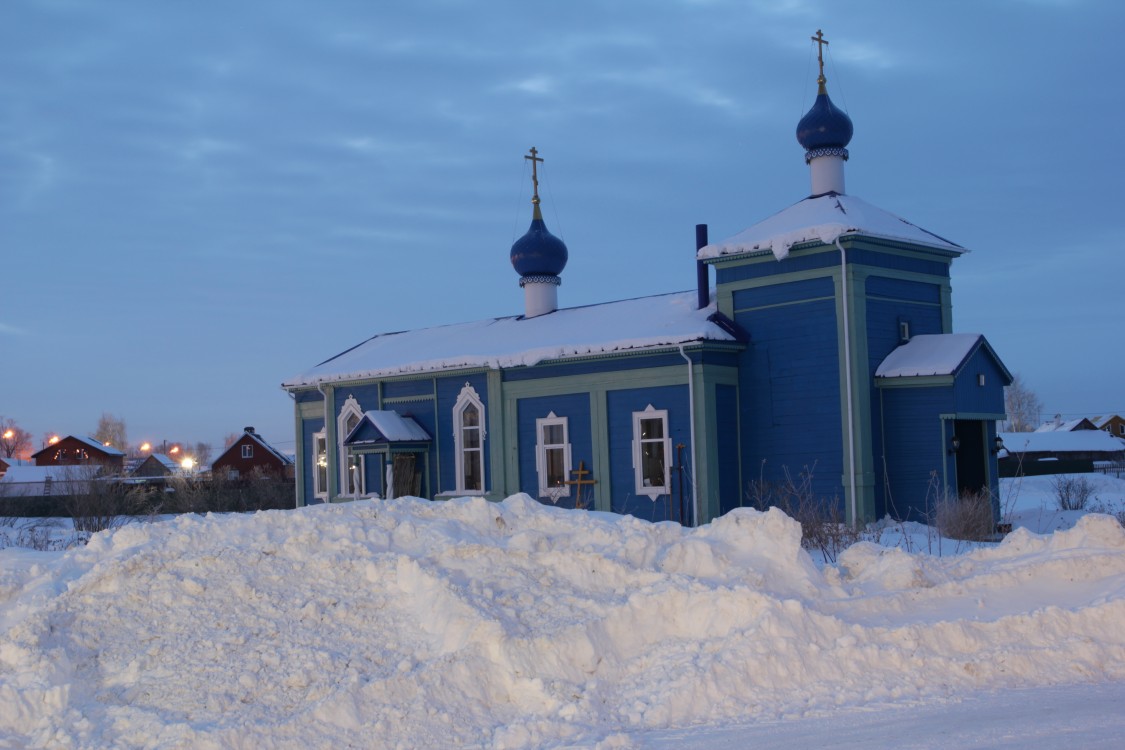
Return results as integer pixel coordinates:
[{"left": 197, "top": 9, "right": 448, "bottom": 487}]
[
  {"left": 992, "top": 435, "right": 1005, "bottom": 454},
  {"left": 948, "top": 435, "right": 961, "bottom": 455}
]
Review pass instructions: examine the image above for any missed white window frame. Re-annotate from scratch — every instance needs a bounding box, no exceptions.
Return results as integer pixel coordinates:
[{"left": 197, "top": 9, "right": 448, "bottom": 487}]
[
  {"left": 632, "top": 405, "right": 671, "bottom": 498},
  {"left": 313, "top": 429, "right": 328, "bottom": 499},
  {"left": 338, "top": 396, "right": 364, "bottom": 496},
  {"left": 241, "top": 443, "right": 254, "bottom": 459},
  {"left": 535, "top": 412, "right": 571, "bottom": 500},
  {"left": 453, "top": 383, "right": 486, "bottom": 494}
]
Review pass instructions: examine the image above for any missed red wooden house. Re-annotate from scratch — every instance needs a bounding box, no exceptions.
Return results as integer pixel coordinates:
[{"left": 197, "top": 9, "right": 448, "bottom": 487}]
[
  {"left": 31, "top": 435, "right": 126, "bottom": 472},
  {"left": 211, "top": 427, "right": 294, "bottom": 479}
]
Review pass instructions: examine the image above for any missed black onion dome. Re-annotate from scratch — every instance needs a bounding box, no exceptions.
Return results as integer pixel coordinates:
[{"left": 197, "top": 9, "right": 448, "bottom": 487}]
[
  {"left": 510, "top": 214, "right": 568, "bottom": 277},
  {"left": 796, "top": 90, "right": 854, "bottom": 151}
]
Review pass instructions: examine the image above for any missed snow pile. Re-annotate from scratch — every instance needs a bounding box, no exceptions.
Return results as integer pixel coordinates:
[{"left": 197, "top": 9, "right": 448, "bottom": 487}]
[{"left": 2, "top": 496, "right": 1125, "bottom": 749}]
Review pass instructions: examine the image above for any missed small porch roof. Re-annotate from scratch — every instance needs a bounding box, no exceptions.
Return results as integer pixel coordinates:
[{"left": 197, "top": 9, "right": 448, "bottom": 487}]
[{"left": 344, "top": 411, "right": 431, "bottom": 446}]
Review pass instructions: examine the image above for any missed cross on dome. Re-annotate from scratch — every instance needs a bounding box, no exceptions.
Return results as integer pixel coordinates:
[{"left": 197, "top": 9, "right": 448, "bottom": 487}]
[
  {"left": 525, "top": 146, "right": 544, "bottom": 206},
  {"left": 811, "top": 29, "right": 829, "bottom": 89}
]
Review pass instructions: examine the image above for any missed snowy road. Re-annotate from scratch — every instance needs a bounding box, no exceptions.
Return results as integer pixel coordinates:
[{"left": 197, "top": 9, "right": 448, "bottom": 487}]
[{"left": 641, "top": 681, "right": 1125, "bottom": 749}]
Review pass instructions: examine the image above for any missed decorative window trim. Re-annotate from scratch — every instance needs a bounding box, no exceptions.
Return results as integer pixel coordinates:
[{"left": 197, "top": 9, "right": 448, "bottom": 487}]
[
  {"left": 313, "top": 430, "right": 328, "bottom": 499},
  {"left": 632, "top": 405, "right": 671, "bottom": 498},
  {"left": 535, "top": 412, "right": 571, "bottom": 500},
  {"left": 338, "top": 395, "right": 364, "bottom": 496},
  {"left": 453, "top": 383, "right": 486, "bottom": 494}
]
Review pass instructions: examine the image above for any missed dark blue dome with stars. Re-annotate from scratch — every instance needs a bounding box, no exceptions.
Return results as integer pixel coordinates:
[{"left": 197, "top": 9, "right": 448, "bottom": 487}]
[
  {"left": 796, "top": 88, "right": 853, "bottom": 153},
  {"left": 510, "top": 211, "right": 568, "bottom": 277}
]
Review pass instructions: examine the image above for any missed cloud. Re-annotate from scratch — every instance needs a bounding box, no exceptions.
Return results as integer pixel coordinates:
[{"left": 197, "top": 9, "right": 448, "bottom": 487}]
[{"left": 0, "top": 322, "right": 29, "bottom": 336}]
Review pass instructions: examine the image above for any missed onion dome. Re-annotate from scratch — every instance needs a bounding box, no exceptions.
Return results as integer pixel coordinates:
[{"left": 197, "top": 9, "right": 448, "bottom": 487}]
[
  {"left": 510, "top": 205, "right": 569, "bottom": 278},
  {"left": 796, "top": 84, "right": 853, "bottom": 161},
  {"left": 797, "top": 30, "right": 853, "bottom": 164},
  {"left": 511, "top": 147, "right": 568, "bottom": 280}
]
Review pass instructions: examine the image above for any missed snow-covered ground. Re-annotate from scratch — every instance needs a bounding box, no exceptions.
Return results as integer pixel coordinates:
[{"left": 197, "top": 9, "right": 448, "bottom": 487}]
[{"left": 0, "top": 474, "right": 1123, "bottom": 749}]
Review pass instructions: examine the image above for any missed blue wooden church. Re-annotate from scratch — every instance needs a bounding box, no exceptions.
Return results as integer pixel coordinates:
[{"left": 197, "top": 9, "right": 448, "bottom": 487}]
[{"left": 282, "top": 35, "right": 1011, "bottom": 525}]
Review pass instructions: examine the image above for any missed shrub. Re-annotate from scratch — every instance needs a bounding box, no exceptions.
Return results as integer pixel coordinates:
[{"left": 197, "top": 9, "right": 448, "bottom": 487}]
[
  {"left": 1052, "top": 475, "right": 1094, "bottom": 511},
  {"left": 933, "top": 488, "right": 996, "bottom": 542},
  {"left": 746, "top": 466, "right": 866, "bottom": 563}
]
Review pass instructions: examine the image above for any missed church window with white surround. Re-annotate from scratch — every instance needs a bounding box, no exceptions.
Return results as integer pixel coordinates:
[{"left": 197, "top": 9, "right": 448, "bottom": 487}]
[
  {"left": 633, "top": 405, "right": 671, "bottom": 497},
  {"left": 337, "top": 396, "right": 364, "bottom": 496},
  {"left": 535, "top": 412, "right": 571, "bottom": 500},
  {"left": 313, "top": 430, "right": 328, "bottom": 499},
  {"left": 453, "top": 384, "right": 486, "bottom": 493}
]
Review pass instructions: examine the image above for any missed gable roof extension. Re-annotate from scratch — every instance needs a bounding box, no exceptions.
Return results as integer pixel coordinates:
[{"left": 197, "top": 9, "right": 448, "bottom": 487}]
[
  {"left": 698, "top": 193, "right": 965, "bottom": 262},
  {"left": 875, "top": 333, "right": 1011, "bottom": 382},
  {"left": 344, "top": 411, "right": 431, "bottom": 446},
  {"left": 284, "top": 291, "right": 740, "bottom": 389},
  {"left": 999, "top": 430, "right": 1125, "bottom": 456}
]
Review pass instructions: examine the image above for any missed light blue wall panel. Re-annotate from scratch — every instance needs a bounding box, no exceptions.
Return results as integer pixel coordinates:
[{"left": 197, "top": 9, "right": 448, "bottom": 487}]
[{"left": 515, "top": 393, "right": 593, "bottom": 509}]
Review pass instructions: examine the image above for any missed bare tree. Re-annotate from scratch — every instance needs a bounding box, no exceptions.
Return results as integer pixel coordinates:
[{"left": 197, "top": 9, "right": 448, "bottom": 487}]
[
  {"left": 193, "top": 442, "right": 213, "bottom": 466},
  {"left": 93, "top": 413, "right": 128, "bottom": 451},
  {"left": 1004, "top": 373, "right": 1042, "bottom": 432},
  {"left": 223, "top": 432, "right": 240, "bottom": 448},
  {"left": 0, "top": 417, "right": 33, "bottom": 459}
]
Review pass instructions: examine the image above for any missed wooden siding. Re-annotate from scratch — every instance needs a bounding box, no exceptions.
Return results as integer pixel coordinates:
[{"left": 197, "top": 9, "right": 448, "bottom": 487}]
[
  {"left": 383, "top": 379, "right": 433, "bottom": 399},
  {"left": 734, "top": 296, "right": 844, "bottom": 508},
  {"left": 435, "top": 373, "right": 490, "bottom": 494},
  {"left": 879, "top": 386, "right": 952, "bottom": 520},
  {"left": 715, "top": 383, "right": 742, "bottom": 515},
  {"left": 502, "top": 351, "right": 695, "bottom": 383},
  {"left": 606, "top": 385, "right": 691, "bottom": 523},
  {"left": 515, "top": 393, "right": 593, "bottom": 509}
]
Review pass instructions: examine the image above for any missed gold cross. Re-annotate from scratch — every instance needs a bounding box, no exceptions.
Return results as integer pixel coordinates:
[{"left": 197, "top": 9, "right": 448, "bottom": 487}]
[
  {"left": 563, "top": 461, "right": 597, "bottom": 489},
  {"left": 811, "top": 29, "right": 829, "bottom": 85},
  {"left": 524, "top": 146, "right": 543, "bottom": 205}
]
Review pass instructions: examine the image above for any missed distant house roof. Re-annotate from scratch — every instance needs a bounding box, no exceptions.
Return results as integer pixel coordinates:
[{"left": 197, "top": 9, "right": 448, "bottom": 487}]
[
  {"left": 697, "top": 193, "right": 965, "bottom": 262},
  {"left": 1035, "top": 418, "right": 1097, "bottom": 433},
  {"left": 874, "top": 333, "right": 1011, "bottom": 383},
  {"left": 344, "top": 411, "right": 431, "bottom": 445},
  {"left": 71, "top": 436, "right": 126, "bottom": 456},
  {"left": 31, "top": 435, "right": 126, "bottom": 460},
  {"left": 284, "top": 291, "right": 740, "bottom": 389},
  {"left": 1092, "top": 415, "right": 1123, "bottom": 429},
  {"left": 0, "top": 465, "right": 90, "bottom": 483},
  {"left": 999, "top": 431, "right": 1125, "bottom": 456}
]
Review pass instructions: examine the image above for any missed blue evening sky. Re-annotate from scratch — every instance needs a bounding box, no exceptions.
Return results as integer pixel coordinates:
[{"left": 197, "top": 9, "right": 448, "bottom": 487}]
[{"left": 1, "top": 0, "right": 1121, "bottom": 454}]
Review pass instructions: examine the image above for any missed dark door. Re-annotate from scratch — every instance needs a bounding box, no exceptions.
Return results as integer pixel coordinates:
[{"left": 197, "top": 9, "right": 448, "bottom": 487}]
[{"left": 953, "top": 420, "right": 987, "bottom": 495}]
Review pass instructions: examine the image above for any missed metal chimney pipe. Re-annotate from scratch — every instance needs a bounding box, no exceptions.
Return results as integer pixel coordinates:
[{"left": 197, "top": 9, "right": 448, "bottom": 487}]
[{"left": 695, "top": 224, "right": 709, "bottom": 309}]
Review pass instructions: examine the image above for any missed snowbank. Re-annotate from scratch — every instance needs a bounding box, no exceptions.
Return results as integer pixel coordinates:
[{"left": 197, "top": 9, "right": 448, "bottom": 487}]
[{"left": 1, "top": 496, "right": 1124, "bottom": 749}]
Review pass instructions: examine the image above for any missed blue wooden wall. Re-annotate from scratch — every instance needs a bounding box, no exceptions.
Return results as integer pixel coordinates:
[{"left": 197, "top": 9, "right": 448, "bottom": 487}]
[
  {"left": 733, "top": 277, "right": 844, "bottom": 509},
  {"left": 300, "top": 416, "right": 325, "bottom": 504},
  {"left": 716, "top": 383, "right": 742, "bottom": 515},
  {"left": 515, "top": 392, "right": 593, "bottom": 509},
  {"left": 606, "top": 385, "right": 692, "bottom": 523},
  {"left": 435, "top": 372, "right": 490, "bottom": 494}
]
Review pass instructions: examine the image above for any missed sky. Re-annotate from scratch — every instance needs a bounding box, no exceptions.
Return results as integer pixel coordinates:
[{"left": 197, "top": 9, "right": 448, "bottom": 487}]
[{"left": 1, "top": 0, "right": 1122, "bottom": 455}]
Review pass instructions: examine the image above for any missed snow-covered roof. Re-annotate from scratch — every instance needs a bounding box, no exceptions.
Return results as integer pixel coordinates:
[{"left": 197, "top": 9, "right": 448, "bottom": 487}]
[
  {"left": 146, "top": 454, "right": 181, "bottom": 471},
  {"left": 999, "top": 431, "right": 1125, "bottom": 455},
  {"left": 73, "top": 436, "right": 126, "bottom": 456},
  {"left": 875, "top": 333, "right": 985, "bottom": 378},
  {"left": 284, "top": 291, "right": 739, "bottom": 388},
  {"left": 1035, "top": 418, "right": 1092, "bottom": 433},
  {"left": 698, "top": 193, "right": 965, "bottom": 262},
  {"left": 0, "top": 465, "right": 86, "bottom": 483},
  {"left": 1092, "top": 415, "right": 1122, "bottom": 429},
  {"left": 346, "top": 411, "right": 431, "bottom": 444}
]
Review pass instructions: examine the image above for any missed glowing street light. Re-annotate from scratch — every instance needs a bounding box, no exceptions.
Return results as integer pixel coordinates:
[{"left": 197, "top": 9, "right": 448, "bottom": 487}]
[
  {"left": 2, "top": 430, "right": 13, "bottom": 440},
  {"left": 140, "top": 442, "right": 151, "bottom": 452},
  {"left": 169, "top": 445, "right": 180, "bottom": 455},
  {"left": 48, "top": 436, "right": 60, "bottom": 445},
  {"left": 181, "top": 457, "right": 195, "bottom": 472}
]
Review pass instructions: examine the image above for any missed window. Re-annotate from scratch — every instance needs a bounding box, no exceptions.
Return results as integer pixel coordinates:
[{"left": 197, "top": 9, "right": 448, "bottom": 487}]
[
  {"left": 313, "top": 430, "right": 328, "bottom": 499},
  {"left": 1119, "top": 424, "right": 1124, "bottom": 436},
  {"left": 632, "top": 406, "right": 671, "bottom": 497},
  {"left": 453, "top": 383, "right": 486, "bottom": 493},
  {"left": 898, "top": 320, "right": 911, "bottom": 343},
  {"left": 338, "top": 396, "right": 364, "bottom": 496},
  {"left": 535, "top": 412, "right": 571, "bottom": 499},
  {"left": 242, "top": 444, "right": 254, "bottom": 459}
]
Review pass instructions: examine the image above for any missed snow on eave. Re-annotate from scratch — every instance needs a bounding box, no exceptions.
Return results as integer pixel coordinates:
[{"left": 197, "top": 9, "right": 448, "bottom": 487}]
[
  {"left": 282, "top": 291, "right": 738, "bottom": 389},
  {"left": 697, "top": 193, "right": 966, "bottom": 262},
  {"left": 875, "top": 333, "right": 985, "bottom": 379}
]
